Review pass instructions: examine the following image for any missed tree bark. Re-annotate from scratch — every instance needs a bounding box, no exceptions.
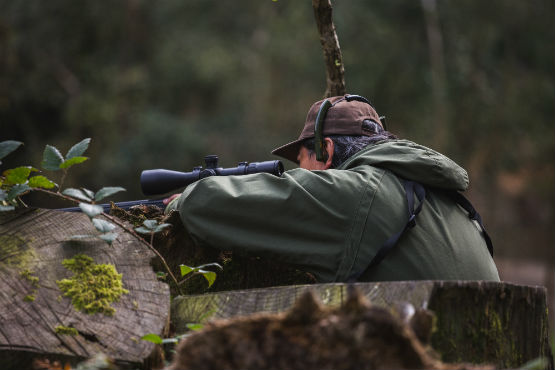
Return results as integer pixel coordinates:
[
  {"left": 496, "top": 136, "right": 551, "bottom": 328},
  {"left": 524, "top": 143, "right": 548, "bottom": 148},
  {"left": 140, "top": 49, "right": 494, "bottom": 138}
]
[
  {"left": 312, "top": 0, "right": 346, "bottom": 98},
  {"left": 0, "top": 208, "right": 170, "bottom": 369}
]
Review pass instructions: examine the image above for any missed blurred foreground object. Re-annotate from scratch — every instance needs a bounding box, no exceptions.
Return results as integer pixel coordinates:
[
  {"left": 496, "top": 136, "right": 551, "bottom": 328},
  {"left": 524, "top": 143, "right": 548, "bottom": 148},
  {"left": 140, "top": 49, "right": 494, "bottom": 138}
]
[{"left": 171, "top": 281, "right": 553, "bottom": 369}]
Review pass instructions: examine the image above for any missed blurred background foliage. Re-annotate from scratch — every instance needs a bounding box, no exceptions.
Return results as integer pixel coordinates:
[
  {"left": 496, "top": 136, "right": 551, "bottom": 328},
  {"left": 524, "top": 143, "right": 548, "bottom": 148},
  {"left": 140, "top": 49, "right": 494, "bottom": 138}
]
[{"left": 0, "top": 1, "right": 553, "bottom": 270}]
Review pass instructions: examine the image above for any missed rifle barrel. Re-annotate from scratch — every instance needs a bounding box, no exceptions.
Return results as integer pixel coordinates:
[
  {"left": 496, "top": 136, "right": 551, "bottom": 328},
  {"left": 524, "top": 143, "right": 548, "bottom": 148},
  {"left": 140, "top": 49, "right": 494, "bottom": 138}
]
[{"left": 59, "top": 199, "right": 166, "bottom": 212}]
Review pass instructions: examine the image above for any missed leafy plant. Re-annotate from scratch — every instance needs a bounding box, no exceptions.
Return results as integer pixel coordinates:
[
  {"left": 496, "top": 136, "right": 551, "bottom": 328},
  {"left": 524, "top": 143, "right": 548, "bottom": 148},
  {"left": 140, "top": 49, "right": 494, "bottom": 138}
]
[
  {"left": 1, "top": 138, "right": 222, "bottom": 298},
  {"left": 0, "top": 138, "right": 128, "bottom": 246},
  {"left": 179, "top": 262, "right": 223, "bottom": 288},
  {"left": 0, "top": 140, "right": 56, "bottom": 211},
  {"left": 141, "top": 323, "right": 203, "bottom": 345}
]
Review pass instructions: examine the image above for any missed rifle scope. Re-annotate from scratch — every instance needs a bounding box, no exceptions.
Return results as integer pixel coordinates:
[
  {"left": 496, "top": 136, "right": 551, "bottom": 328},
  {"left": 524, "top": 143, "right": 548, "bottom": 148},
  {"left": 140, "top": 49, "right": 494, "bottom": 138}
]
[{"left": 140, "top": 155, "right": 284, "bottom": 196}]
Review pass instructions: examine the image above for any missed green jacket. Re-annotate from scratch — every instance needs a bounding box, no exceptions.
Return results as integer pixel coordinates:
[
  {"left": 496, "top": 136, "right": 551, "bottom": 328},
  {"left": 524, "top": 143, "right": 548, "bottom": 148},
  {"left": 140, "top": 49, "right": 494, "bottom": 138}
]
[{"left": 173, "top": 139, "right": 500, "bottom": 283}]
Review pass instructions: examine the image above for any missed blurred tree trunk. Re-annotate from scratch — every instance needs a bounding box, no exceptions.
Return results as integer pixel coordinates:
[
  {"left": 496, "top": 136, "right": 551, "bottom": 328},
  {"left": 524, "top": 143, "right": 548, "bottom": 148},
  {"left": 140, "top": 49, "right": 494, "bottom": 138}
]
[
  {"left": 421, "top": 0, "right": 449, "bottom": 150},
  {"left": 312, "top": 0, "right": 346, "bottom": 98}
]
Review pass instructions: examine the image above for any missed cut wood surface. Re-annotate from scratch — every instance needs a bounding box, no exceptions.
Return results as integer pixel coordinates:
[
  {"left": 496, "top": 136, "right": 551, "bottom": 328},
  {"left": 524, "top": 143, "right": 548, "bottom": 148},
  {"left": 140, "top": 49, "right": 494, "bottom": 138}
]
[
  {"left": 0, "top": 208, "right": 170, "bottom": 369},
  {"left": 172, "top": 281, "right": 553, "bottom": 369}
]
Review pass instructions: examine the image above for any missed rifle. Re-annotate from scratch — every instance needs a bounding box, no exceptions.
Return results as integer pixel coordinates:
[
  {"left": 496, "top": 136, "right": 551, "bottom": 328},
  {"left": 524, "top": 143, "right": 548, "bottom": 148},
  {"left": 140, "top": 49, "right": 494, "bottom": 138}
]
[{"left": 61, "top": 155, "right": 284, "bottom": 212}]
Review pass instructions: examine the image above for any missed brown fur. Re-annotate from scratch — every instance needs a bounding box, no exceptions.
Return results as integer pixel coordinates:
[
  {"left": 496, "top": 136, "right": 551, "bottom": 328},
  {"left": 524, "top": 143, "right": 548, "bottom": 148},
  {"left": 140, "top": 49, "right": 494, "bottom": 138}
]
[{"left": 167, "top": 289, "right": 491, "bottom": 370}]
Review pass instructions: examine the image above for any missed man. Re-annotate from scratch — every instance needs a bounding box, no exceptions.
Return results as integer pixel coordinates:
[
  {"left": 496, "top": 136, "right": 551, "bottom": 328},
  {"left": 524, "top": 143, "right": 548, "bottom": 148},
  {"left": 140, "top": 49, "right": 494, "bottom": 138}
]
[{"left": 166, "top": 94, "right": 499, "bottom": 282}]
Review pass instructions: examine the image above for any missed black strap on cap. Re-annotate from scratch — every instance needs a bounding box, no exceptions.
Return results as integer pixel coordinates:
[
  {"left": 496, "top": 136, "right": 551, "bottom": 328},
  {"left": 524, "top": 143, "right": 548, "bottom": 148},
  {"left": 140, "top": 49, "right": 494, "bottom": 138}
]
[
  {"left": 349, "top": 180, "right": 426, "bottom": 282},
  {"left": 345, "top": 94, "right": 387, "bottom": 130},
  {"left": 345, "top": 94, "right": 373, "bottom": 106}
]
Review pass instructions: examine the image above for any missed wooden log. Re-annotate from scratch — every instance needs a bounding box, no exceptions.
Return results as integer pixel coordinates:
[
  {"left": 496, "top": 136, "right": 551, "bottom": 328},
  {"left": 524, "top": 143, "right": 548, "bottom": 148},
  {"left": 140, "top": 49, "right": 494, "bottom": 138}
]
[
  {"left": 0, "top": 208, "right": 170, "bottom": 369},
  {"left": 171, "top": 281, "right": 553, "bottom": 369}
]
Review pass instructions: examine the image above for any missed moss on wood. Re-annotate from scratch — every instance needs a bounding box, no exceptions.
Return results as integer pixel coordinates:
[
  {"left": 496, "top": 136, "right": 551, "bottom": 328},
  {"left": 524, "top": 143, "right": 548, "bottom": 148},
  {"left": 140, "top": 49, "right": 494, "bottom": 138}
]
[
  {"left": 54, "top": 325, "right": 78, "bottom": 336},
  {"left": 56, "top": 254, "right": 128, "bottom": 316},
  {"left": 0, "top": 234, "right": 35, "bottom": 270}
]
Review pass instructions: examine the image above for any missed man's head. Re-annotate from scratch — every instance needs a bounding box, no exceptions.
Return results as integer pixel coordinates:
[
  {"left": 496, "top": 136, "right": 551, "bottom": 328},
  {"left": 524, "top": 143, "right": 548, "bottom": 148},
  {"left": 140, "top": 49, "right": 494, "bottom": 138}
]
[{"left": 272, "top": 94, "right": 395, "bottom": 170}]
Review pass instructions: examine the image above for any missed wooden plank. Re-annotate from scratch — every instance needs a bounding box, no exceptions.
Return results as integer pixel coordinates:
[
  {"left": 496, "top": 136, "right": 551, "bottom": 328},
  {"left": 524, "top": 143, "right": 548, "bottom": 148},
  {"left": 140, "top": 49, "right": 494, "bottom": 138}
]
[{"left": 0, "top": 208, "right": 170, "bottom": 368}]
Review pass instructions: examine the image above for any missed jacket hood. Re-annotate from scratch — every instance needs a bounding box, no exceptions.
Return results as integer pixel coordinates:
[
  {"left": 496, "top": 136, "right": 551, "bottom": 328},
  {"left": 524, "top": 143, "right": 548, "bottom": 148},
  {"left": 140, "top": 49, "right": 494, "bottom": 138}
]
[{"left": 339, "top": 139, "right": 469, "bottom": 191}]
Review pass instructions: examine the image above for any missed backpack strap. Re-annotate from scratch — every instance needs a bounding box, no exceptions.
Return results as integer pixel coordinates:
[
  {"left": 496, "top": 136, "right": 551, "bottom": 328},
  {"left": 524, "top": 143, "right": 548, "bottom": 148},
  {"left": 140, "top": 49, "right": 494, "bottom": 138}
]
[
  {"left": 348, "top": 181, "right": 494, "bottom": 282},
  {"left": 348, "top": 179, "right": 426, "bottom": 282},
  {"left": 441, "top": 190, "right": 494, "bottom": 257}
]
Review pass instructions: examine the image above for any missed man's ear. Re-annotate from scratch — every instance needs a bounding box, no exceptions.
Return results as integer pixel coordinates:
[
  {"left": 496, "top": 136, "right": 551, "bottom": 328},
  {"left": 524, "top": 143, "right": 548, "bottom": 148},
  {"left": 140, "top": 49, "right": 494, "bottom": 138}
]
[{"left": 323, "top": 137, "right": 334, "bottom": 169}]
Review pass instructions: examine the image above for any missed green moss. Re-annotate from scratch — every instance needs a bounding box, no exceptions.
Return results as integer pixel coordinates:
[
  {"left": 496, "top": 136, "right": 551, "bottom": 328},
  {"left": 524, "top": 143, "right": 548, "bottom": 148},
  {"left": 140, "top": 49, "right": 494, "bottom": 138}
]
[
  {"left": 56, "top": 254, "right": 129, "bottom": 316},
  {"left": 19, "top": 268, "right": 40, "bottom": 302},
  {"left": 55, "top": 325, "right": 78, "bottom": 336},
  {"left": 20, "top": 268, "right": 39, "bottom": 287},
  {"left": 431, "top": 290, "right": 523, "bottom": 368},
  {"left": 0, "top": 234, "right": 34, "bottom": 269}
]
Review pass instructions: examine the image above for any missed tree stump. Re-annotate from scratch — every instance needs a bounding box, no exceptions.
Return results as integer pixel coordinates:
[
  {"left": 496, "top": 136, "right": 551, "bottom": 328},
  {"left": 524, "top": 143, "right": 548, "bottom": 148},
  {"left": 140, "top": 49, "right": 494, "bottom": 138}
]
[
  {"left": 171, "top": 281, "right": 553, "bottom": 369},
  {"left": 0, "top": 208, "right": 170, "bottom": 369}
]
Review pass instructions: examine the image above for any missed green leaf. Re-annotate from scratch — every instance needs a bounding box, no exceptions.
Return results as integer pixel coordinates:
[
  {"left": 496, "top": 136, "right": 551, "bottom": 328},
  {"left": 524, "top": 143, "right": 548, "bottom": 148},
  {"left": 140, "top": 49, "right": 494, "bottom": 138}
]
[
  {"left": 7, "top": 184, "right": 30, "bottom": 200},
  {"left": 66, "top": 138, "right": 91, "bottom": 159},
  {"left": 143, "top": 219, "right": 158, "bottom": 229},
  {"left": 180, "top": 264, "right": 194, "bottom": 277},
  {"left": 153, "top": 223, "right": 172, "bottom": 233},
  {"left": 185, "top": 323, "right": 204, "bottom": 331},
  {"left": 99, "top": 232, "right": 118, "bottom": 245},
  {"left": 3, "top": 166, "right": 37, "bottom": 185},
  {"left": 0, "top": 189, "right": 7, "bottom": 201},
  {"left": 199, "top": 270, "right": 217, "bottom": 288},
  {"left": 140, "top": 333, "right": 163, "bottom": 345},
  {"left": 134, "top": 226, "right": 153, "bottom": 235},
  {"left": 0, "top": 140, "right": 23, "bottom": 160},
  {"left": 59, "top": 156, "right": 88, "bottom": 169},
  {"left": 95, "top": 186, "right": 126, "bottom": 202},
  {"left": 196, "top": 262, "right": 223, "bottom": 271},
  {"left": 0, "top": 205, "right": 15, "bottom": 212},
  {"left": 92, "top": 218, "right": 116, "bottom": 233},
  {"left": 81, "top": 188, "right": 95, "bottom": 199},
  {"left": 79, "top": 203, "right": 103, "bottom": 218},
  {"left": 62, "top": 188, "right": 93, "bottom": 202},
  {"left": 41, "top": 145, "right": 64, "bottom": 171},
  {"left": 28, "top": 175, "right": 56, "bottom": 189}
]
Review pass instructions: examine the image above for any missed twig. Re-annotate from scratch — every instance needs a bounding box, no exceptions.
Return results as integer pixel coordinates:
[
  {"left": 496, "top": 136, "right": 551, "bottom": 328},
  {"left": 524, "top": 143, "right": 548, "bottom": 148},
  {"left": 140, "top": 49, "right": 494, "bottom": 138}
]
[
  {"left": 33, "top": 187, "right": 80, "bottom": 204},
  {"left": 312, "top": 0, "right": 346, "bottom": 97},
  {"left": 102, "top": 212, "right": 183, "bottom": 294},
  {"left": 58, "top": 169, "right": 68, "bottom": 192}
]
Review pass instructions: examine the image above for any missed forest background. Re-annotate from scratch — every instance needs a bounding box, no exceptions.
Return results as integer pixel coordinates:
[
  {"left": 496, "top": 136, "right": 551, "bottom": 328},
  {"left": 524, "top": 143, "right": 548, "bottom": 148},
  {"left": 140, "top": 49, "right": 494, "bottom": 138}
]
[{"left": 1, "top": 1, "right": 553, "bottom": 326}]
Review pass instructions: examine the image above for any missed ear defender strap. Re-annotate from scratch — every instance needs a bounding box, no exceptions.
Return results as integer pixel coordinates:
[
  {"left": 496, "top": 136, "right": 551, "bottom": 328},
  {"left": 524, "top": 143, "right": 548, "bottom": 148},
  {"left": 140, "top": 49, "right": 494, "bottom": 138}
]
[
  {"left": 314, "top": 99, "right": 332, "bottom": 162},
  {"left": 346, "top": 94, "right": 387, "bottom": 130},
  {"left": 345, "top": 94, "right": 371, "bottom": 105}
]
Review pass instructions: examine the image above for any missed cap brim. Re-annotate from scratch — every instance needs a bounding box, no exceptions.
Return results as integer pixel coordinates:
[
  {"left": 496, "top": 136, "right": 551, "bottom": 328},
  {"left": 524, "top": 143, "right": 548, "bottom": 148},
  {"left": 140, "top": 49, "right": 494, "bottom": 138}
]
[{"left": 271, "top": 138, "right": 304, "bottom": 165}]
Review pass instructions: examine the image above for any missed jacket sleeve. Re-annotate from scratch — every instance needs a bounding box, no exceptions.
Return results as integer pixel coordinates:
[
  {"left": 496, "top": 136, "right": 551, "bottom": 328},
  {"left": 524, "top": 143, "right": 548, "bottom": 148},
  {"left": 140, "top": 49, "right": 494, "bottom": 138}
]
[{"left": 176, "top": 168, "right": 374, "bottom": 282}]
